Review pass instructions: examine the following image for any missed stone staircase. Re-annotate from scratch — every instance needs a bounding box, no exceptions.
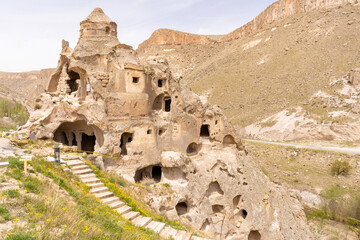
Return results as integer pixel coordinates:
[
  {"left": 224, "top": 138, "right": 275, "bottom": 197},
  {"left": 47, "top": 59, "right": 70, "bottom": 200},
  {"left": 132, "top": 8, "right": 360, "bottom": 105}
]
[{"left": 64, "top": 156, "right": 210, "bottom": 240}]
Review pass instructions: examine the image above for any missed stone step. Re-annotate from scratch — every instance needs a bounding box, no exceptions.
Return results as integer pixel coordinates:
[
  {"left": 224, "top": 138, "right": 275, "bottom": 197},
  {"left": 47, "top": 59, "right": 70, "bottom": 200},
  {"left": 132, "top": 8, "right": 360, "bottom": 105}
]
[
  {"left": 160, "top": 226, "right": 177, "bottom": 239},
  {"left": 101, "top": 196, "right": 119, "bottom": 205},
  {"left": 90, "top": 186, "right": 108, "bottom": 194},
  {"left": 71, "top": 165, "right": 89, "bottom": 170},
  {"left": 62, "top": 156, "right": 80, "bottom": 160},
  {"left": 94, "top": 191, "right": 114, "bottom": 199},
  {"left": 108, "top": 201, "right": 126, "bottom": 209},
  {"left": 132, "top": 216, "right": 152, "bottom": 227},
  {"left": 117, "top": 205, "right": 132, "bottom": 215},
  {"left": 122, "top": 211, "right": 140, "bottom": 221},
  {"left": 86, "top": 182, "right": 104, "bottom": 189},
  {"left": 82, "top": 177, "right": 100, "bottom": 183},
  {"left": 174, "top": 230, "right": 188, "bottom": 240},
  {"left": 66, "top": 160, "right": 83, "bottom": 166},
  {"left": 78, "top": 173, "right": 96, "bottom": 179},
  {"left": 147, "top": 221, "right": 166, "bottom": 233},
  {"left": 73, "top": 168, "right": 93, "bottom": 175}
]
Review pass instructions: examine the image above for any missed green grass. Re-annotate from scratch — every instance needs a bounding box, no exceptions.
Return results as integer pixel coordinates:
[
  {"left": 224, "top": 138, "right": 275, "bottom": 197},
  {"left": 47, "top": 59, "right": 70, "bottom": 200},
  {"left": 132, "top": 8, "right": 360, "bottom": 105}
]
[{"left": 1, "top": 156, "right": 162, "bottom": 239}]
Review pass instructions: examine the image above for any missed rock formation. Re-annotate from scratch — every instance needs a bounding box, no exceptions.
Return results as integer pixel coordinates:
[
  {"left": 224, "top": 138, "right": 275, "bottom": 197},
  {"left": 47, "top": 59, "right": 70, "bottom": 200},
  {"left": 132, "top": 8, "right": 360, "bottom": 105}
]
[
  {"left": 138, "top": 29, "right": 215, "bottom": 53},
  {"left": 23, "top": 8, "right": 312, "bottom": 239},
  {"left": 221, "top": 0, "right": 358, "bottom": 41}
]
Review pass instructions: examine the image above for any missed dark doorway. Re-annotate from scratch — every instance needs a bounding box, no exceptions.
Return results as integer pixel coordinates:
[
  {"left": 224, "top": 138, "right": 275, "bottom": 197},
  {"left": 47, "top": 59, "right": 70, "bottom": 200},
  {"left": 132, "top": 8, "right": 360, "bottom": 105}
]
[
  {"left": 67, "top": 71, "right": 80, "bottom": 94},
  {"left": 248, "top": 230, "right": 261, "bottom": 240},
  {"left": 176, "top": 202, "right": 188, "bottom": 216},
  {"left": 81, "top": 133, "right": 96, "bottom": 152},
  {"left": 120, "top": 132, "right": 133, "bottom": 155},
  {"left": 164, "top": 97, "right": 171, "bottom": 112},
  {"left": 71, "top": 133, "right": 77, "bottom": 146},
  {"left": 200, "top": 125, "right": 210, "bottom": 137},
  {"left": 158, "top": 79, "right": 163, "bottom": 87},
  {"left": 53, "top": 130, "right": 69, "bottom": 145},
  {"left": 152, "top": 166, "right": 162, "bottom": 183}
]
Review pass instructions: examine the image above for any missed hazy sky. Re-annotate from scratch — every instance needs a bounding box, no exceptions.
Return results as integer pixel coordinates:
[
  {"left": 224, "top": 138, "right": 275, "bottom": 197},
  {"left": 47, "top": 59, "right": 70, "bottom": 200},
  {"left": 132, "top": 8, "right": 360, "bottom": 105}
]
[{"left": 0, "top": 0, "right": 275, "bottom": 72}]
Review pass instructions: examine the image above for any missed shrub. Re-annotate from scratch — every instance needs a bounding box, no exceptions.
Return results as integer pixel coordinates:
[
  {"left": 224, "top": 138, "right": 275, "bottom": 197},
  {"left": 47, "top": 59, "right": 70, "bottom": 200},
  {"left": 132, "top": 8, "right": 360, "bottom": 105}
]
[
  {"left": 117, "top": 178, "right": 125, "bottom": 187},
  {"left": 331, "top": 160, "right": 351, "bottom": 176},
  {"left": 23, "top": 176, "right": 41, "bottom": 194},
  {"left": 0, "top": 205, "right": 11, "bottom": 221},
  {"left": 2, "top": 189, "right": 20, "bottom": 198},
  {"left": 5, "top": 232, "right": 36, "bottom": 240},
  {"left": 34, "top": 104, "right": 42, "bottom": 110}
]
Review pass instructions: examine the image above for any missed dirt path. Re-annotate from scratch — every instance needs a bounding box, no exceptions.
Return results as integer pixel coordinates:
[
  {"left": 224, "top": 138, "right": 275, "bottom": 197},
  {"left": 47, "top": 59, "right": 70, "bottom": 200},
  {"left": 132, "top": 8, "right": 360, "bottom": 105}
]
[{"left": 243, "top": 138, "right": 360, "bottom": 155}]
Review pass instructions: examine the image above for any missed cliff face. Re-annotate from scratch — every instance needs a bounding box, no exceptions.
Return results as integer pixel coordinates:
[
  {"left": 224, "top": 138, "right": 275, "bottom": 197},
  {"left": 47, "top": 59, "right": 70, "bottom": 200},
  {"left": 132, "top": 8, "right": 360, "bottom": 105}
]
[
  {"left": 221, "top": 0, "right": 358, "bottom": 41},
  {"left": 137, "top": 28, "right": 214, "bottom": 53}
]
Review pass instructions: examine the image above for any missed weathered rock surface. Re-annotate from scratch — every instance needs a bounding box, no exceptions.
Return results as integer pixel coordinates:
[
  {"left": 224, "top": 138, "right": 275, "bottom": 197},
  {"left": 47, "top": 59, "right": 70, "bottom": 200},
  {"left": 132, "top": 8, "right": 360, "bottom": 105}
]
[
  {"left": 23, "top": 7, "right": 312, "bottom": 239},
  {"left": 138, "top": 29, "right": 215, "bottom": 53},
  {"left": 0, "top": 69, "right": 54, "bottom": 109},
  {"left": 221, "top": 0, "right": 359, "bottom": 41},
  {"left": 243, "top": 75, "right": 360, "bottom": 141}
]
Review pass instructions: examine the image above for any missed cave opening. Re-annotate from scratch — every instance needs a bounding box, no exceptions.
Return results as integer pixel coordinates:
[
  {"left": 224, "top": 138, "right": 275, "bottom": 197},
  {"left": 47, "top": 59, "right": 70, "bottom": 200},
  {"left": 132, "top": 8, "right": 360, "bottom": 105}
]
[
  {"left": 120, "top": 132, "right": 133, "bottom": 155},
  {"left": 200, "top": 124, "right": 210, "bottom": 137},
  {"left": 175, "top": 201, "right": 188, "bottom": 216},
  {"left": 81, "top": 133, "right": 96, "bottom": 152},
  {"left": 164, "top": 97, "right": 171, "bottom": 112},
  {"left": 152, "top": 166, "right": 162, "bottom": 183},
  {"left": 248, "top": 230, "right": 261, "bottom": 240},
  {"left": 67, "top": 70, "right": 80, "bottom": 94}
]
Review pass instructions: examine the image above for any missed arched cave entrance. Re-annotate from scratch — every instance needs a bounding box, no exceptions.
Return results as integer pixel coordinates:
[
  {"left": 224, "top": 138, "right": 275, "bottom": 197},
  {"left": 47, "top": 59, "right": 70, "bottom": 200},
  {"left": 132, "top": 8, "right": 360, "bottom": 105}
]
[
  {"left": 152, "top": 94, "right": 171, "bottom": 112},
  {"left": 176, "top": 201, "right": 188, "bottom": 216},
  {"left": 248, "top": 230, "right": 261, "bottom": 240},
  {"left": 134, "top": 165, "right": 162, "bottom": 183},
  {"left": 120, "top": 132, "right": 133, "bottom": 155},
  {"left": 67, "top": 70, "right": 80, "bottom": 94},
  {"left": 186, "top": 142, "right": 201, "bottom": 156},
  {"left": 53, "top": 120, "right": 103, "bottom": 152}
]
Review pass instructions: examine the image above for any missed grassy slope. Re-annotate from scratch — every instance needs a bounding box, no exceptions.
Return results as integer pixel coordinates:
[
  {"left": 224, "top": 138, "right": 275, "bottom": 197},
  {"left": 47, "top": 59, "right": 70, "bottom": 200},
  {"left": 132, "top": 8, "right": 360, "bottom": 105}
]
[
  {"left": 0, "top": 156, "right": 163, "bottom": 239},
  {"left": 184, "top": 4, "right": 360, "bottom": 128}
]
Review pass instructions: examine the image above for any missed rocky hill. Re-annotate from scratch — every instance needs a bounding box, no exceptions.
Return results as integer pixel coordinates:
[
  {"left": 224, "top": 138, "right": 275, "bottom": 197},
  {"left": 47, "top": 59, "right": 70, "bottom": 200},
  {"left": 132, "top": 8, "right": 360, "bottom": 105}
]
[
  {"left": 221, "top": 0, "right": 358, "bottom": 41},
  {"left": 138, "top": 2, "right": 360, "bottom": 134},
  {"left": 0, "top": 69, "right": 54, "bottom": 109},
  {"left": 138, "top": 29, "right": 216, "bottom": 53}
]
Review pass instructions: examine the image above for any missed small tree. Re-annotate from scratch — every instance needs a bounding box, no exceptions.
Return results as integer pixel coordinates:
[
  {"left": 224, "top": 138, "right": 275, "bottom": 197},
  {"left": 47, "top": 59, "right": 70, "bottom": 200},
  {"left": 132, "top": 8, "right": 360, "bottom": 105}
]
[{"left": 331, "top": 160, "right": 351, "bottom": 176}]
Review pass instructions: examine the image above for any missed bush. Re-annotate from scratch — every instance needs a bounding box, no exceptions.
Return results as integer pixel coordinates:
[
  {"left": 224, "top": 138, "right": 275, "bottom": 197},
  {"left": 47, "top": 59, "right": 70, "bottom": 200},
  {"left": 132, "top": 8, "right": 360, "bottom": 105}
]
[
  {"left": 331, "top": 160, "right": 351, "bottom": 176},
  {"left": 0, "top": 205, "right": 11, "bottom": 221},
  {"left": 5, "top": 232, "right": 36, "bottom": 240},
  {"left": 34, "top": 104, "right": 42, "bottom": 110},
  {"left": 2, "top": 189, "right": 20, "bottom": 198}
]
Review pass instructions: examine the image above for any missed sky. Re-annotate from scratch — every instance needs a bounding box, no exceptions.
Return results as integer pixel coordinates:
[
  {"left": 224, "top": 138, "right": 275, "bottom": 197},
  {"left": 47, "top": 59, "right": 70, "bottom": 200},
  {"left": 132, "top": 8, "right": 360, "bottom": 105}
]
[{"left": 0, "top": 0, "right": 275, "bottom": 72}]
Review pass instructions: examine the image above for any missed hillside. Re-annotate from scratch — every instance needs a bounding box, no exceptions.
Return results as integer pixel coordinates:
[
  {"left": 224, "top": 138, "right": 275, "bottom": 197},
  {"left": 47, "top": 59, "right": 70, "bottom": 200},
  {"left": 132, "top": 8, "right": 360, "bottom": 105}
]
[
  {"left": 0, "top": 69, "right": 54, "bottom": 110},
  {"left": 138, "top": 3, "right": 360, "bottom": 130}
]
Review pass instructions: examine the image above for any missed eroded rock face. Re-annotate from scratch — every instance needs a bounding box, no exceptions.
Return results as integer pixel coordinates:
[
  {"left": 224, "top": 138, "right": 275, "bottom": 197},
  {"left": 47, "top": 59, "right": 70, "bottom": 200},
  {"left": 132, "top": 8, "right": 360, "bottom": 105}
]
[
  {"left": 24, "top": 8, "right": 312, "bottom": 239},
  {"left": 221, "top": 0, "right": 358, "bottom": 41},
  {"left": 138, "top": 29, "right": 215, "bottom": 53}
]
